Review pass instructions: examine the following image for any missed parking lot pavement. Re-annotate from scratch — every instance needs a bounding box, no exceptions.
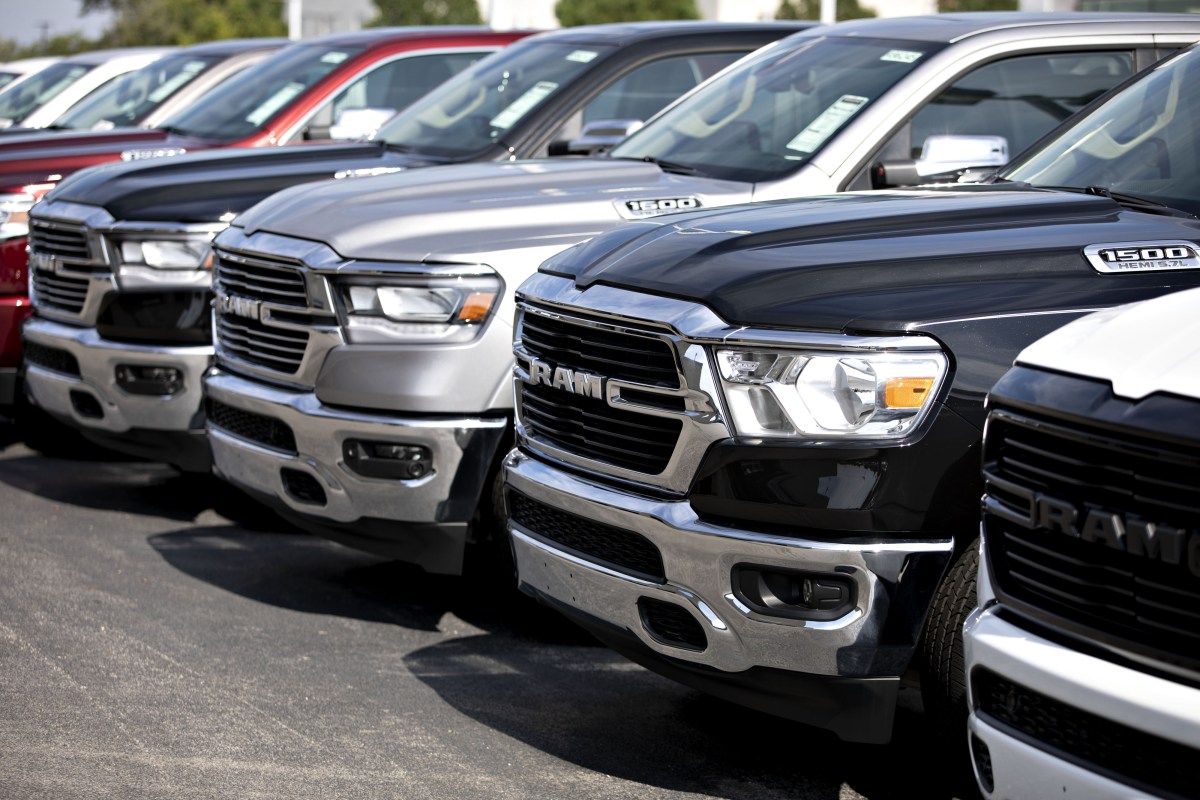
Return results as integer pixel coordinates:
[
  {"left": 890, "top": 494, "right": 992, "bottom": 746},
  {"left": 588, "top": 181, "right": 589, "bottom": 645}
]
[{"left": 0, "top": 432, "right": 973, "bottom": 800}]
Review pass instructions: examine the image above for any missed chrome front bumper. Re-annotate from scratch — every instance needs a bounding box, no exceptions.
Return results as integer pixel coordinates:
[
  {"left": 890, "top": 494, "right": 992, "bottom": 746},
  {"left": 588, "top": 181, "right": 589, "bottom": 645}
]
[
  {"left": 23, "top": 317, "right": 210, "bottom": 434},
  {"left": 204, "top": 368, "right": 508, "bottom": 571},
  {"left": 506, "top": 450, "right": 954, "bottom": 738}
]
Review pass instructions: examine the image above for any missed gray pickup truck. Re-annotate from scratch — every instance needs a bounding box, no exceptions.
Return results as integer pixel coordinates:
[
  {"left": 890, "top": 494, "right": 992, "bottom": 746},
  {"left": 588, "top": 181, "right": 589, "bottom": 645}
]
[{"left": 199, "top": 13, "right": 1199, "bottom": 576}]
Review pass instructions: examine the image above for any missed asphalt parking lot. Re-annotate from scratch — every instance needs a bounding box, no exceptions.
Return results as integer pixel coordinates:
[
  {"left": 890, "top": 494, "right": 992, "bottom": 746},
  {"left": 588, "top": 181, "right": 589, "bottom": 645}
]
[{"left": 0, "top": 429, "right": 973, "bottom": 800}]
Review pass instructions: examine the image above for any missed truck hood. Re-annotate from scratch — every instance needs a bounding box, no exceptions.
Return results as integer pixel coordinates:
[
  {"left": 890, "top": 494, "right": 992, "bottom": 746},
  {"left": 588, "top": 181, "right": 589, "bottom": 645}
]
[
  {"left": 49, "top": 142, "right": 439, "bottom": 223},
  {"left": 547, "top": 187, "right": 1200, "bottom": 332},
  {"left": 0, "top": 127, "right": 214, "bottom": 188},
  {"left": 1017, "top": 286, "right": 1200, "bottom": 402},
  {"left": 234, "top": 157, "right": 751, "bottom": 263}
]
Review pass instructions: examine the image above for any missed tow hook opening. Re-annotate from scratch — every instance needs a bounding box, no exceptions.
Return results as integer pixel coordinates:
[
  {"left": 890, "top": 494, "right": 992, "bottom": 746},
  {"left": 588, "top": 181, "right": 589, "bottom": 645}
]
[
  {"left": 281, "top": 468, "right": 327, "bottom": 506},
  {"left": 638, "top": 597, "right": 708, "bottom": 651},
  {"left": 342, "top": 439, "right": 432, "bottom": 480},
  {"left": 69, "top": 390, "right": 104, "bottom": 419},
  {"left": 731, "top": 564, "right": 856, "bottom": 622}
]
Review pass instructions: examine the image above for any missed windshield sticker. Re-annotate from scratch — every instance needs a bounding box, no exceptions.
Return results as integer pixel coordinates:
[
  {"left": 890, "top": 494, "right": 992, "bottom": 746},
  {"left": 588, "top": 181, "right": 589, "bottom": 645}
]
[
  {"left": 245, "top": 81, "right": 304, "bottom": 126},
  {"left": 787, "top": 94, "right": 868, "bottom": 154},
  {"left": 881, "top": 49, "right": 923, "bottom": 64},
  {"left": 565, "top": 50, "right": 599, "bottom": 63},
  {"left": 147, "top": 61, "right": 207, "bottom": 103},
  {"left": 489, "top": 81, "right": 558, "bottom": 129},
  {"left": 321, "top": 51, "right": 350, "bottom": 64}
]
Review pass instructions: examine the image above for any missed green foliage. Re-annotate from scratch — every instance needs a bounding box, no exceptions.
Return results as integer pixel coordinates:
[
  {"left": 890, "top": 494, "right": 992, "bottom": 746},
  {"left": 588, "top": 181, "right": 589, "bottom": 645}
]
[
  {"left": 0, "top": 33, "right": 97, "bottom": 60},
  {"left": 937, "top": 0, "right": 1018, "bottom": 9},
  {"left": 82, "top": 0, "right": 287, "bottom": 46},
  {"left": 776, "top": 0, "right": 876, "bottom": 19},
  {"left": 555, "top": 0, "right": 700, "bottom": 27},
  {"left": 369, "top": 0, "right": 483, "bottom": 25}
]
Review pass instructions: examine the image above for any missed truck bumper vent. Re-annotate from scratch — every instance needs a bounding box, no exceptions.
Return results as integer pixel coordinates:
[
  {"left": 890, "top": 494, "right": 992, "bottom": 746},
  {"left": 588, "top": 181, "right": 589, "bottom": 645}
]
[
  {"left": 24, "top": 341, "right": 81, "bottom": 377},
  {"left": 507, "top": 489, "right": 665, "bottom": 583},
  {"left": 638, "top": 597, "right": 706, "bottom": 651},
  {"left": 69, "top": 390, "right": 102, "bottom": 419},
  {"left": 206, "top": 399, "right": 297, "bottom": 454},
  {"left": 281, "top": 468, "right": 326, "bottom": 505},
  {"left": 973, "top": 667, "right": 1198, "bottom": 800}
]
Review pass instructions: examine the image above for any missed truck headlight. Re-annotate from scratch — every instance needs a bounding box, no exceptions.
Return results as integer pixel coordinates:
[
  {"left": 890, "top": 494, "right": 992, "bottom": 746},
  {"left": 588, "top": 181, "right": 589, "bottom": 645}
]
[
  {"left": 338, "top": 274, "right": 501, "bottom": 344},
  {"left": 715, "top": 346, "right": 947, "bottom": 440},
  {"left": 117, "top": 237, "right": 213, "bottom": 270},
  {"left": 0, "top": 192, "right": 36, "bottom": 239}
]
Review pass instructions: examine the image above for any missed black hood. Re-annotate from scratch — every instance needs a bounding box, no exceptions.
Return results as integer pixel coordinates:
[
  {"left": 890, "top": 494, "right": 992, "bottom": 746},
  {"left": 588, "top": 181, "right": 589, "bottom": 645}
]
[
  {"left": 548, "top": 186, "right": 1200, "bottom": 333},
  {"left": 47, "top": 142, "right": 440, "bottom": 223}
]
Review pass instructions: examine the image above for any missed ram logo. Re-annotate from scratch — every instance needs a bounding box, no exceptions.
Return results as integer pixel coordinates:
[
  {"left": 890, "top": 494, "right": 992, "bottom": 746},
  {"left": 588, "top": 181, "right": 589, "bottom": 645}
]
[
  {"left": 1084, "top": 241, "right": 1200, "bottom": 273},
  {"left": 216, "top": 293, "right": 262, "bottom": 321},
  {"left": 522, "top": 357, "right": 605, "bottom": 400},
  {"left": 618, "top": 196, "right": 702, "bottom": 219}
]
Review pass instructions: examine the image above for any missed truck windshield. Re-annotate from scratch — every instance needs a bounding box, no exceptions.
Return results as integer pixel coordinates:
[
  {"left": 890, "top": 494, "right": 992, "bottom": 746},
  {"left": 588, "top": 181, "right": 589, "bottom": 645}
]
[
  {"left": 161, "top": 44, "right": 366, "bottom": 141},
  {"left": 375, "top": 39, "right": 618, "bottom": 158},
  {"left": 1003, "top": 45, "right": 1200, "bottom": 218},
  {"left": 0, "top": 62, "right": 92, "bottom": 128},
  {"left": 53, "top": 53, "right": 224, "bottom": 131},
  {"left": 608, "top": 36, "right": 941, "bottom": 183}
]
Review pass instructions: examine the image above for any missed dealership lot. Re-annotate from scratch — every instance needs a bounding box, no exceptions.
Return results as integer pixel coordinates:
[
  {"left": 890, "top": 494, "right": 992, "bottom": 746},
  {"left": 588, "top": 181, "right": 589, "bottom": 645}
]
[{"left": 0, "top": 435, "right": 968, "bottom": 800}]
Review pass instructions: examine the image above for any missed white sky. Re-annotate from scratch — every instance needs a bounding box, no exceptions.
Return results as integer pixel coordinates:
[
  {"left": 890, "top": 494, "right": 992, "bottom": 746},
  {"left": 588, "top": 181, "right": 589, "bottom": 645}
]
[{"left": 1, "top": 0, "right": 112, "bottom": 46}]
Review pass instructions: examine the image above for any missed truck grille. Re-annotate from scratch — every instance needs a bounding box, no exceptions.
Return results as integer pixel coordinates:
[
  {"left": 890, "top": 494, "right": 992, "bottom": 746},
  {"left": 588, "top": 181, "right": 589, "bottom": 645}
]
[
  {"left": 215, "top": 253, "right": 308, "bottom": 307},
  {"left": 520, "top": 382, "right": 681, "bottom": 474},
  {"left": 973, "top": 667, "right": 1198, "bottom": 800},
  {"left": 32, "top": 271, "right": 89, "bottom": 314},
  {"left": 520, "top": 306, "right": 679, "bottom": 387},
  {"left": 216, "top": 315, "right": 308, "bottom": 375},
  {"left": 29, "top": 219, "right": 90, "bottom": 261},
  {"left": 24, "top": 341, "right": 81, "bottom": 377},
  {"left": 508, "top": 489, "right": 665, "bottom": 582},
  {"left": 983, "top": 408, "right": 1200, "bottom": 668}
]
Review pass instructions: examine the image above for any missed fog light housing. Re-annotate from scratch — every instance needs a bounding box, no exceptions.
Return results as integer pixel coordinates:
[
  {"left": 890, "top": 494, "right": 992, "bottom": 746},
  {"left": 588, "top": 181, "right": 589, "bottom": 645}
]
[
  {"left": 116, "top": 364, "right": 183, "bottom": 396},
  {"left": 731, "top": 564, "right": 856, "bottom": 621},
  {"left": 342, "top": 439, "right": 432, "bottom": 480}
]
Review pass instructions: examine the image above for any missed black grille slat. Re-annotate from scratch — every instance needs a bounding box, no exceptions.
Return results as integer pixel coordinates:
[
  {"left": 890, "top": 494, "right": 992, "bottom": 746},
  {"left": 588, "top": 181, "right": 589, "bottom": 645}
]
[
  {"left": 29, "top": 220, "right": 90, "bottom": 260},
  {"left": 520, "top": 382, "right": 681, "bottom": 474},
  {"left": 216, "top": 317, "right": 308, "bottom": 374},
  {"left": 984, "top": 409, "right": 1200, "bottom": 667},
  {"left": 32, "top": 271, "right": 89, "bottom": 313},
  {"left": 520, "top": 308, "right": 679, "bottom": 388},
  {"left": 215, "top": 253, "right": 308, "bottom": 307},
  {"left": 508, "top": 490, "right": 665, "bottom": 582},
  {"left": 206, "top": 399, "right": 297, "bottom": 454},
  {"left": 24, "top": 341, "right": 81, "bottom": 377},
  {"left": 974, "top": 668, "right": 1198, "bottom": 800}
]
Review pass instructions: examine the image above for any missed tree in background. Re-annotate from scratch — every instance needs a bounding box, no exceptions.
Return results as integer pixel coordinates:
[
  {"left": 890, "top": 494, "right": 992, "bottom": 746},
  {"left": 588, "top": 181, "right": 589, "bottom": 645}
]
[
  {"left": 369, "top": 0, "right": 483, "bottom": 25},
  {"left": 776, "top": 0, "right": 876, "bottom": 19},
  {"left": 556, "top": 0, "right": 700, "bottom": 27},
  {"left": 937, "top": 0, "right": 1018, "bottom": 9},
  {"left": 0, "top": 33, "right": 97, "bottom": 60},
  {"left": 81, "top": 0, "right": 287, "bottom": 46}
]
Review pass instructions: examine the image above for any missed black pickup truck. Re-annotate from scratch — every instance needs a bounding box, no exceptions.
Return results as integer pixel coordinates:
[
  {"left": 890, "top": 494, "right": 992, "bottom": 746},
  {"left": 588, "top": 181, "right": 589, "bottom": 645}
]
[{"left": 503, "top": 42, "right": 1200, "bottom": 749}]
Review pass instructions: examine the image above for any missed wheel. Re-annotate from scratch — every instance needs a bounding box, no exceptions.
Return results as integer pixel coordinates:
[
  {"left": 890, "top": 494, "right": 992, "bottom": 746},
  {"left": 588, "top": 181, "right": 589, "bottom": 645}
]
[{"left": 918, "top": 538, "right": 980, "bottom": 794}]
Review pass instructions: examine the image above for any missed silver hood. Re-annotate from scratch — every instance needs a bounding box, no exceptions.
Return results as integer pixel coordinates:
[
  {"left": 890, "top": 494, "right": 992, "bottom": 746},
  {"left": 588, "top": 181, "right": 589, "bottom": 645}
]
[{"left": 233, "top": 157, "right": 752, "bottom": 265}]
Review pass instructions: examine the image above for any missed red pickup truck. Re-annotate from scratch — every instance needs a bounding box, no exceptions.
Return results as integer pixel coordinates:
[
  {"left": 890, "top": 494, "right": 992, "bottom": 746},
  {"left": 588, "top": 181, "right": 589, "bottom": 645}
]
[{"left": 0, "top": 27, "right": 529, "bottom": 409}]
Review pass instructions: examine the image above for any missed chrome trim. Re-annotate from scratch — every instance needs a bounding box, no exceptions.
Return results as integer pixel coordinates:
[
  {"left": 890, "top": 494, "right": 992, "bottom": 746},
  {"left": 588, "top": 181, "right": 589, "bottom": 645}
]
[{"left": 507, "top": 449, "right": 953, "bottom": 675}]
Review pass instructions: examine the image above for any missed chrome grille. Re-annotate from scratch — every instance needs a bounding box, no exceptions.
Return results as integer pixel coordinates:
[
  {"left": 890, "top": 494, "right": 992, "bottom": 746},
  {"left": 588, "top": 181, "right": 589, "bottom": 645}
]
[
  {"left": 216, "top": 315, "right": 308, "bottom": 375},
  {"left": 520, "top": 304, "right": 679, "bottom": 387},
  {"left": 215, "top": 252, "right": 307, "bottom": 307},
  {"left": 983, "top": 407, "right": 1200, "bottom": 668},
  {"left": 32, "top": 270, "right": 89, "bottom": 314},
  {"left": 29, "top": 219, "right": 90, "bottom": 261}
]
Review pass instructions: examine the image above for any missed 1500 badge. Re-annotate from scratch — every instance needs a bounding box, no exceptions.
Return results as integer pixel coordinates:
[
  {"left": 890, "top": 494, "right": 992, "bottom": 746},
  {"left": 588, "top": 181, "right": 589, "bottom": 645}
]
[
  {"left": 1084, "top": 241, "right": 1200, "bottom": 273},
  {"left": 617, "top": 197, "right": 702, "bottom": 219}
]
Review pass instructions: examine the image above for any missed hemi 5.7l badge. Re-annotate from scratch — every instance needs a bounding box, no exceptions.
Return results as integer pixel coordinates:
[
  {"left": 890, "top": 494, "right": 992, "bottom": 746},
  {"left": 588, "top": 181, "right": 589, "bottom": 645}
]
[
  {"left": 616, "top": 196, "right": 702, "bottom": 219},
  {"left": 1084, "top": 241, "right": 1200, "bottom": 273}
]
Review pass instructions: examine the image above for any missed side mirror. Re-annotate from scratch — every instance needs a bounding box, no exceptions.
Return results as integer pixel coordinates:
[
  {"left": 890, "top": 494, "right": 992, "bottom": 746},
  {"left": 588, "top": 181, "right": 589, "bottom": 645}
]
[
  {"left": 549, "top": 118, "right": 643, "bottom": 157},
  {"left": 328, "top": 107, "right": 397, "bottom": 141},
  {"left": 872, "top": 134, "right": 1009, "bottom": 188}
]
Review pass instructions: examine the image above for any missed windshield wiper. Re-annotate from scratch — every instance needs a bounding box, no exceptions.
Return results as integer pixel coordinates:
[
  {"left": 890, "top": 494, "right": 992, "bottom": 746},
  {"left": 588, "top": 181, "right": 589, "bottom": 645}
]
[
  {"left": 1083, "top": 185, "right": 1197, "bottom": 219},
  {"left": 631, "top": 155, "right": 709, "bottom": 177}
]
